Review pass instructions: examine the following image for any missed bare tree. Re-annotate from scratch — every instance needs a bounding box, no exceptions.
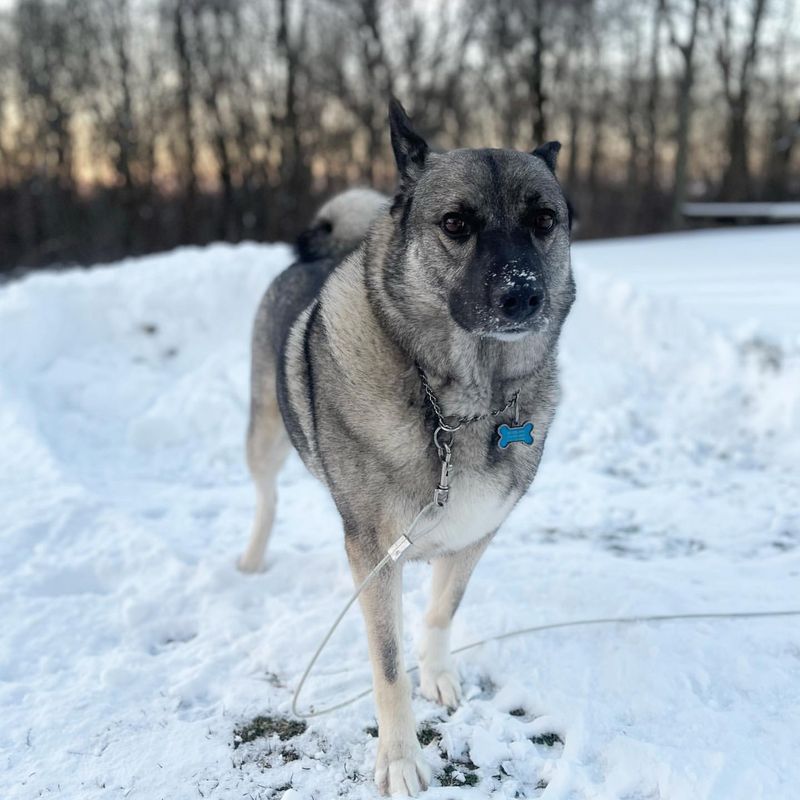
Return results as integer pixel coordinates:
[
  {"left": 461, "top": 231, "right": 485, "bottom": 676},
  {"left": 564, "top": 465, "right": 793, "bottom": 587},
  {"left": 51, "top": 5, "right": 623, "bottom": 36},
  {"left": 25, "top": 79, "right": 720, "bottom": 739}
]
[
  {"left": 644, "top": 0, "right": 664, "bottom": 196},
  {"left": 168, "top": 0, "right": 199, "bottom": 243},
  {"left": 662, "top": 0, "right": 704, "bottom": 225},
  {"left": 621, "top": 5, "right": 645, "bottom": 194},
  {"left": 763, "top": 1, "right": 799, "bottom": 198},
  {"left": 0, "top": 0, "right": 797, "bottom": 271},
  {"left": 276, "top": 0, "right": 311, "bottom": 225},
  {"left": 563, "top": 9, "right": 590, "bottom": 189},
  {"left": 711, "top": 0, "right": 769, "bottom": 199}
]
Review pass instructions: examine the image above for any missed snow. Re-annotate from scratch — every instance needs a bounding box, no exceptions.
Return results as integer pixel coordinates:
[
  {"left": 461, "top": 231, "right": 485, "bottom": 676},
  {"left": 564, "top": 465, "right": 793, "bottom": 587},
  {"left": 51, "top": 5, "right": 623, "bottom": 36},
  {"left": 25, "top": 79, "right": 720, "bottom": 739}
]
[
  {"left": 574, "top": 227, "right": 800, "bottom": 341},
  {"left": 1, "top": 227, "right": 799, "bottom": 800}
]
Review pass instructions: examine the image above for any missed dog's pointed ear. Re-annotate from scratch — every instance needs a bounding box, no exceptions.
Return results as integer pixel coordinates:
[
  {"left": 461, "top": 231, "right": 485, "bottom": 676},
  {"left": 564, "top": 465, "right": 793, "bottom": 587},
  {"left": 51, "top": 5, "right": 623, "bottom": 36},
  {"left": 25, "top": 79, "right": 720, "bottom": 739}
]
[
  {"left": 532, "top": 141, "right": 561, "bottom": 173},
  {"left": 388, "top": 97, "right": 429, "bottom": 185}
]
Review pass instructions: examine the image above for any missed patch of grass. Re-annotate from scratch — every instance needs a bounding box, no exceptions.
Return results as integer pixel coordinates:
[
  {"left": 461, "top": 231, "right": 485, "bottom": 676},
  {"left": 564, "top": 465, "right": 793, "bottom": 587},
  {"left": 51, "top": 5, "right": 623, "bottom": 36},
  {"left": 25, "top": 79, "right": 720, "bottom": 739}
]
[
  {"left": 366, "top": 721, "right": 445, "bottom": 746},
  {"left": 439, "top": 763, "right": 479, "bottom": 787},
  {"left": 233, "top": 715, "right": 307, "bottom": 748},
  {"left": 417, "top": 724, "right": 440, "bottom": 746},
  {"left": 535, "top": 779, "right": 549, "bottom": 790},
  {"left": 281, "top": 747, "right": 300, "bottom": 763},
  {"left": 509, "top": 707, "right": 527, "bottom": 717},
  {"left": 530, "top": 732, "right": 563, "bottom": 747}
]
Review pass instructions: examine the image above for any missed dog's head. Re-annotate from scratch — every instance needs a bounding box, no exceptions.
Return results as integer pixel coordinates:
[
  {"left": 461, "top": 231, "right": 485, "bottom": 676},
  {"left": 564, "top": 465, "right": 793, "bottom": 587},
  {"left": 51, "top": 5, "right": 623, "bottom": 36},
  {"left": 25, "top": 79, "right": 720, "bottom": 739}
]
[
  {"left": 296, "top": 188, "right": 388, "bottom": 263},
  {"left": 386, "top": 99, "right": 574, "bottom": 342}
]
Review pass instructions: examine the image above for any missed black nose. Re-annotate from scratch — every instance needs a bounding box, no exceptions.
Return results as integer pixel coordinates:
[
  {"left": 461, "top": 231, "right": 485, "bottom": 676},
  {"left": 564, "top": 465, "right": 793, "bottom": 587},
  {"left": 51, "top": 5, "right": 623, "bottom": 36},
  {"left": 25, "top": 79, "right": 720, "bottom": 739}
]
[{"left": 494, "top": 279, "right": 545, "bottom": 323}]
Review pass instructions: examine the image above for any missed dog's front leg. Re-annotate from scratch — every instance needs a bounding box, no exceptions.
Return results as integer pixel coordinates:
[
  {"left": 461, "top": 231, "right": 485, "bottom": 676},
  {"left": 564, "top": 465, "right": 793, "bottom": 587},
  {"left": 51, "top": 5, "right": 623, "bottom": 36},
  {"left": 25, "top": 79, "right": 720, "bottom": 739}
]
[
  {"left": 345, "top": 535, "right": 431, "bottom": 797},
  {"left": 419, "top": 535, "right": 493, "bottom": 708}
]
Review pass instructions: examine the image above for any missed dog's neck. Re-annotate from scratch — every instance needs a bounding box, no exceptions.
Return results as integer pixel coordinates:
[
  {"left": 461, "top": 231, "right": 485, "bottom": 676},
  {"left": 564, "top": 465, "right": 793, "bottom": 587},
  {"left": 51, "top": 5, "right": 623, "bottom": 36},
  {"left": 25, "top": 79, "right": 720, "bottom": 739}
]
[{"left": 411, "top": 335, "right": 551, "bottom": 419}]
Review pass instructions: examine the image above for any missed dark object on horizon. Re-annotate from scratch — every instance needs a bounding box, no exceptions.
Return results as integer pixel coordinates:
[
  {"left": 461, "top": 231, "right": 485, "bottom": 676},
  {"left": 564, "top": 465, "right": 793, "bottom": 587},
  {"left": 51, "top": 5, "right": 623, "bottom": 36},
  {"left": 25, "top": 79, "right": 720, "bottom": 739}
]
[{"left": 682, "top": 202, "right": 800, "bottom": 224}]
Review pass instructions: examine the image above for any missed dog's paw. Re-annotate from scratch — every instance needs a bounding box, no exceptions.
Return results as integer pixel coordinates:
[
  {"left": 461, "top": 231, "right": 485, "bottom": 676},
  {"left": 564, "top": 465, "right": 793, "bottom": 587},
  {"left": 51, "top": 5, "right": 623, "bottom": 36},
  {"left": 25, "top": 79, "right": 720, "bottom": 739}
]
[
  {"left": 418, "top": 626, "right": 461, "bottom": 709},
  {"left": 375, "top": 739, "right": 431, "bottom": 797},
  {"left": 419, "top": 664, "right": 462, "bottom": 709},
  {"left": 236, "top": 554, "right": 265, "bottom": 574}
]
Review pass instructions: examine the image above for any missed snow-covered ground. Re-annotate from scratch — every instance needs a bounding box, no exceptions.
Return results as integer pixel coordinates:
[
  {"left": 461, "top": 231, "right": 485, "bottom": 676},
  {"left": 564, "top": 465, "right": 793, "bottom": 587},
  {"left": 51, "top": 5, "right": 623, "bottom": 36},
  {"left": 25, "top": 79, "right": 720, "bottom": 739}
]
[
  {"left": 575, "top": 227, "right": 800, "bottom": 341},
  {"left": 1, "top": 227, "right": 799, "bottom": 800}
]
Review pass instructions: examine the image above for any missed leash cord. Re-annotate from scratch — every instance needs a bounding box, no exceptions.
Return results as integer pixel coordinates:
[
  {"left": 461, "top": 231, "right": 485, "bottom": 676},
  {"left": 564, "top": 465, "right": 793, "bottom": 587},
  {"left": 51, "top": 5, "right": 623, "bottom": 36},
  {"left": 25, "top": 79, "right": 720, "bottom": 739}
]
[
  {"left": 290, "top": 502, "right": 800, "bottom": 718},
  {"left": 291, "top": 501, "right": 442, "bottom": 718}
]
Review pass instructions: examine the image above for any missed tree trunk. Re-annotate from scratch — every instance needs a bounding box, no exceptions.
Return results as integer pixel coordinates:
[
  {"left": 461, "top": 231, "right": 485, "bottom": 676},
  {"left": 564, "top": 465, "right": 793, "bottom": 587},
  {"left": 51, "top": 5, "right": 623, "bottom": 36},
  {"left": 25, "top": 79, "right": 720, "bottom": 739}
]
[
  {"left": 529, "top": 0, "right": 546, "bottom": 144},
  {"left": 668, "top": 0, "right": 702, "bottom": 227},
  {"left": 719, "top": 100, "right": 751, "bottom": 199},
  {"left": 672, "top": 64, "right": 693, "bottom": 226},
  {"left": 717, "top": 0, "right": 768, "bottom": 200},
  {"left": 644, "top": 0, "right": 662, "bottom": 195},
  {"left": 172, "top": 0, "right": 198, "bottom": 245},
  {"left": 764, "top": 109, "right": 796, "bottom": 200},
  {"left": 277, "top": 0, "right": 308, "bottom": 230}
]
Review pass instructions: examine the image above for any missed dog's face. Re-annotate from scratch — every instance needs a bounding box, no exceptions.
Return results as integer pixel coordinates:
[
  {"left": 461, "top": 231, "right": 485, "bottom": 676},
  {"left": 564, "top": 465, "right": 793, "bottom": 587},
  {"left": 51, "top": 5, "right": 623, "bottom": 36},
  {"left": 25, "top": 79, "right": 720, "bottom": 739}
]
[{"left": 388, "top": 100, "right": 574, "bottom": 341}]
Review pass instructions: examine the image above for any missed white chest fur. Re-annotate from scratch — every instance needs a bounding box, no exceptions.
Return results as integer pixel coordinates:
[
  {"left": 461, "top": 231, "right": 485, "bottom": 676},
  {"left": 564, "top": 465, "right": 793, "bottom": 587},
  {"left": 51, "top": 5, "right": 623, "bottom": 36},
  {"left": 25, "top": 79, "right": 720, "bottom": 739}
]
[{"left": 411, "top": 467, "right": 518, "bottom": 559}]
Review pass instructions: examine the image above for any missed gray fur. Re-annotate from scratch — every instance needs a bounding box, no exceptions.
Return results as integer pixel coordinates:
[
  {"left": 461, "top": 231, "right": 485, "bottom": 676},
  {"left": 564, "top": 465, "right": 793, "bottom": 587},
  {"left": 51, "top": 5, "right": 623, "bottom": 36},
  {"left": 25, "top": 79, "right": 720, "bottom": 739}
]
[
  {"left": 295, "top": 187, "right": 390, "bottom": 263},
  {"left": 241, "top": 100, "right": 575, "bottom": 796}
]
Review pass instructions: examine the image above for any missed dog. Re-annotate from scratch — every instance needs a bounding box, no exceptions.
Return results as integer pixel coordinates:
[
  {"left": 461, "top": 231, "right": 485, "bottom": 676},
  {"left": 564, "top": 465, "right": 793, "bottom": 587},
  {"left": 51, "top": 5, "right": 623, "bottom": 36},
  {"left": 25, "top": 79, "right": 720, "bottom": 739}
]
[{"left": 241, "top": 99, "right": 575, "bottom": 796}]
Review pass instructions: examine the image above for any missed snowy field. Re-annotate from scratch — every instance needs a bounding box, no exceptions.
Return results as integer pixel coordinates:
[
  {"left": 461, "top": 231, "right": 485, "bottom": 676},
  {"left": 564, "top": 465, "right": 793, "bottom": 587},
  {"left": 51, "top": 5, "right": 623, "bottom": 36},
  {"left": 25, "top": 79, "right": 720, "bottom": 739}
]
[{"left": 1, "top": 227, "right": 799, "bottom": 799}]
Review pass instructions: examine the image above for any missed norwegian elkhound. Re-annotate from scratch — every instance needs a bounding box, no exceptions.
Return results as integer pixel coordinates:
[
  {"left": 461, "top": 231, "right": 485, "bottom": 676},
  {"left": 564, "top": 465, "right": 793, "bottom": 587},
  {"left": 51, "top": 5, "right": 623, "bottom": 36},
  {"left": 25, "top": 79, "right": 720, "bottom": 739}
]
[{"left": 240, "top": 99, "right": 575, "bottom": 796}]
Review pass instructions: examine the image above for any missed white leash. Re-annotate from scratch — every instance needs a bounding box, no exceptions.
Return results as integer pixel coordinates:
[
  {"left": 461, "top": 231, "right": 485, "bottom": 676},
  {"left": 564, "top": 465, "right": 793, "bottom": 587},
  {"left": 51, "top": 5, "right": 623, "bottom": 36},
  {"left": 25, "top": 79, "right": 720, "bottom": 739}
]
[
  {"left": 290, "top": 500, "right": 800, "bottom": 718},
  {"left": 291, "top": 500, "right": 442, "bottom": 718}
]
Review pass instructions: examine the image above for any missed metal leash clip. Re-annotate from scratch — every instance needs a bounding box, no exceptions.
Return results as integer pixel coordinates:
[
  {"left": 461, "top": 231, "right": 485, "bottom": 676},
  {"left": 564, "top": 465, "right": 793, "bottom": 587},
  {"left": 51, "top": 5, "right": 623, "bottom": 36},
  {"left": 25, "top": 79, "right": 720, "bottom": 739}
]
[{"left": 433, "top": 429, "right": 452, "bottom": 506}]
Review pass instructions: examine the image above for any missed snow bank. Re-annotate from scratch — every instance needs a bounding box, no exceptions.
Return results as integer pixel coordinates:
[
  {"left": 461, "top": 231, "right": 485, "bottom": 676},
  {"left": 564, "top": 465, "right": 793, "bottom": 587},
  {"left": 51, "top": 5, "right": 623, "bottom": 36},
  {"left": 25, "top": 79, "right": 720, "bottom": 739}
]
[{"left": 1, "top": 228, "right": 798, "bottom": 799}]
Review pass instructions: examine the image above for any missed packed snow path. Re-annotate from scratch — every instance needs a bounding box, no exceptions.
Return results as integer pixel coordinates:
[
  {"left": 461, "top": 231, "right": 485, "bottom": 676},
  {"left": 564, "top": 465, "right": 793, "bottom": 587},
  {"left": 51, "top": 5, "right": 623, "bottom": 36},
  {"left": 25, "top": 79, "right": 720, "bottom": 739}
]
[{"left": 2, "top": 228, "right": 799, "bottom": 799}]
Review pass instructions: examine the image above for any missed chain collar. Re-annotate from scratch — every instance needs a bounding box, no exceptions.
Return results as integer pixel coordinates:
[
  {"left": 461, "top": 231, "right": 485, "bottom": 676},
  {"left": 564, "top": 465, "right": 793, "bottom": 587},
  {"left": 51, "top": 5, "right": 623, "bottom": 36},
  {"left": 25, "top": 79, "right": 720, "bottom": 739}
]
[{"left": 416, "top": 364, "right": 520, "bottom": 436}]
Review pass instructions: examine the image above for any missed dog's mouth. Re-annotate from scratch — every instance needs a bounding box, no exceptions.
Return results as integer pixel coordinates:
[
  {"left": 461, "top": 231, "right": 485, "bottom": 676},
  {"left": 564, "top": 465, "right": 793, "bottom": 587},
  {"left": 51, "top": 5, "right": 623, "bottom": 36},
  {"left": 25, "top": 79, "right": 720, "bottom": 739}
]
[
  {"left": 484, "top": 328, "right": 532, "bottom": 342},
  {"left": 451, "top": 312, "right": 551, "bottom": 340}
]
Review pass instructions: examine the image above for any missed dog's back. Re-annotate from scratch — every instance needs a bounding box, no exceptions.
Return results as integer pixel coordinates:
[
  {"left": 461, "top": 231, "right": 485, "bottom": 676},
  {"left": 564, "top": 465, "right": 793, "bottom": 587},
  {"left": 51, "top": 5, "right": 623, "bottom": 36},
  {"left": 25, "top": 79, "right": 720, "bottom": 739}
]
[
  {"left": 255, "top": 257, "right": 334, "bottom": 366},
  {"left": 254, "top": 188, "right": 388, "bottom": 365}
]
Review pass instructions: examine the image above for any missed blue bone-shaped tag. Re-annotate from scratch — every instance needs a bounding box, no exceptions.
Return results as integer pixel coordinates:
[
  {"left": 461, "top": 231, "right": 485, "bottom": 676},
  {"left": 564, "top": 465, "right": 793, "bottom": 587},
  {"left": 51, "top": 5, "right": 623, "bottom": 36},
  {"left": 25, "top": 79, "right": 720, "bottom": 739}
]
[{"left": 497, "top": 421, "right": 534, "bottom": 449}]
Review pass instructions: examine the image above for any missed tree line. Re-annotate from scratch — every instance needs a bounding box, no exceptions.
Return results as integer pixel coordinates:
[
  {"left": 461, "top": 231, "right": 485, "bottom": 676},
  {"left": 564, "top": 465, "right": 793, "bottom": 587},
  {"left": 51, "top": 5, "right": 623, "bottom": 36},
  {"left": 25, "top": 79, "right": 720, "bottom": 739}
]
[{"left": 0, "top": 0, "right": 797, "bottom": 272}]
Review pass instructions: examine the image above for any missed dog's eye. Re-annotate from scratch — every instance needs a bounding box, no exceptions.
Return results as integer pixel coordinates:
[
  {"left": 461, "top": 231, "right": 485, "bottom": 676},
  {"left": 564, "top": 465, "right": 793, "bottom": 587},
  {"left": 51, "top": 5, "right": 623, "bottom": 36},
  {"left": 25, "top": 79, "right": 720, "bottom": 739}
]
[
  {"left": 532, "top": 209, "right": 556, "bottom": 235},
  {"left": 441, "top": 214, "right": 471, "bottom": 238}
]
